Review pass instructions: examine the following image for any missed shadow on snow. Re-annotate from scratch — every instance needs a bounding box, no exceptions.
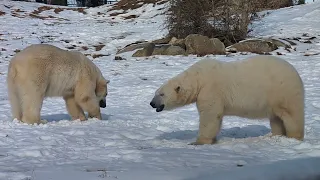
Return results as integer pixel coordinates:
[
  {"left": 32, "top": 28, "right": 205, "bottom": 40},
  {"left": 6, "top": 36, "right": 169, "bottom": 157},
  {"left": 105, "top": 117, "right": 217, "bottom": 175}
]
[{"left": 157, "top": 125, "right": 271, "bottom": 141}]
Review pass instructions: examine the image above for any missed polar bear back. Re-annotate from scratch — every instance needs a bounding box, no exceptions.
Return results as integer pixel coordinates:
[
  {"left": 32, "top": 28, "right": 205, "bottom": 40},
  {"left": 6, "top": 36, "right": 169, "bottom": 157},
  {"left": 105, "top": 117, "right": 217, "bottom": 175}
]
[{"left": 9, "top": 44, "right": 100, "bottom": 97}]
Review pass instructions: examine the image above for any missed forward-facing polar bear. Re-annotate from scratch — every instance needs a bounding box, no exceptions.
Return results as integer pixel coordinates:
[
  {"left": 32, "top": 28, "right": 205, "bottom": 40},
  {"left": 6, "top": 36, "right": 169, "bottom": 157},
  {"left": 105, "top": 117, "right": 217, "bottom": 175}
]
[
  {"left": 150, "top": 55, "right": 305, "bottom": 145},
  {"left": 7, "top": 44, "right": 109, "bottom": 124}
]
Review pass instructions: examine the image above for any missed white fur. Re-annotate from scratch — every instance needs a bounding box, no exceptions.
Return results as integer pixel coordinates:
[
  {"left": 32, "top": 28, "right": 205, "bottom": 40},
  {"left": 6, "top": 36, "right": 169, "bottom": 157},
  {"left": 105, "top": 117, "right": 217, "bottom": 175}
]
[
  {"left": 152, "top": 55, "right": 305, "bottom": 145},
  {"left": 7, "top": 44, "right": 109, "bottom": 124}
]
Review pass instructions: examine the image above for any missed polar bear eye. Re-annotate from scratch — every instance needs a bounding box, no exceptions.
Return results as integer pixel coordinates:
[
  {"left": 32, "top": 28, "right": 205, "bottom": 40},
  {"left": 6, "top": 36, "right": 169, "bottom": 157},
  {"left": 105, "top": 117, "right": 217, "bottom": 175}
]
[{"left": 175, "top": 86, "right": 181, "bottom": 93}]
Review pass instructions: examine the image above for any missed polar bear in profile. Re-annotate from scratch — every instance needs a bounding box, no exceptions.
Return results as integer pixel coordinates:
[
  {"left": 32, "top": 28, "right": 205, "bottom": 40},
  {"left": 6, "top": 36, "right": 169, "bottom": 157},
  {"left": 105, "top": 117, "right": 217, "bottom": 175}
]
[
  {"left": 150, "top": 55, "right": 305, "bottom": 145},
  {"left": 7, "top": 44, "right": 109, "bottom": 124}
]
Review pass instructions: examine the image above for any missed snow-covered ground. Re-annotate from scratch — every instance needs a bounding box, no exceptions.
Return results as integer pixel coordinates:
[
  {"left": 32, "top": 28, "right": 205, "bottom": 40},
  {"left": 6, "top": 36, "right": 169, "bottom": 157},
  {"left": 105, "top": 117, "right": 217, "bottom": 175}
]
[{"left": 0, "top": 0, "right": 320, "bottom": 179}]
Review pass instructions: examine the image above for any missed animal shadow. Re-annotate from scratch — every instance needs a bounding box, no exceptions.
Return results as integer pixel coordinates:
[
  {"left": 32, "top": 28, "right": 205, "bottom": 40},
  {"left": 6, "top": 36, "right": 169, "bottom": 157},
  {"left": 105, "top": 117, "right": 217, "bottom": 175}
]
[
  {"left": 157, "top": 125, "right": 271, "bottom": 141},
  {"left": 41, "top": 113, "right": 112, "bottom": 123}
]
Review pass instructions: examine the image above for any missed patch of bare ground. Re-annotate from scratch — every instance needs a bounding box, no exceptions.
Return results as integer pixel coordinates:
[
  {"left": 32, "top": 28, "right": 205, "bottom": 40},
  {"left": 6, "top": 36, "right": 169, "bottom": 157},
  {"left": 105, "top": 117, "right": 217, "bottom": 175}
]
[
  {"left": 32, "top": 6, "right": 87, "bottom": 15},
  {"left": 108, "top": 0, "right": 167, "bottom": 17},
  {"left": 10, "top": 8, "right": 27, "bottom": 18},
  {"left": 29, "top": 13, "right": 69, "bottom": 21},
  {"left": 0, "top": 11, "right": 5, "bottom": 16},
  {"left": 91, "top": 54, "right": 110, "bottom": 59},
  {"left": 93, "top": 44, "right": 105, "bottom": 51},
  {"left": 84, "top": 53, "right": 110, "bottom": 59},
  {"left": 14, "top": 9, "right": 25, "bottom": 13},
  {"left": 123, "top": 14, "right": 139, "bottom": 19},
  {"left": 11, "top": 12, "right": 26, "bottom": 18},
  {"left": 81, "top": 46, "right": 89, "bottom": 50}
]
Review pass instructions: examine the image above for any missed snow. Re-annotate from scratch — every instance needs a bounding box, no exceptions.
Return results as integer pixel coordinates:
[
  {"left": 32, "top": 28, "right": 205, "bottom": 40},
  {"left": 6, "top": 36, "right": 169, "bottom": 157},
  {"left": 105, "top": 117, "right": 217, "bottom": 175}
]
[
  {"left": 0, "top": 0, "right": 320, "bottom": 179},
  {"left": 187, "top": 157, "right": 320, "bottom": 180}
]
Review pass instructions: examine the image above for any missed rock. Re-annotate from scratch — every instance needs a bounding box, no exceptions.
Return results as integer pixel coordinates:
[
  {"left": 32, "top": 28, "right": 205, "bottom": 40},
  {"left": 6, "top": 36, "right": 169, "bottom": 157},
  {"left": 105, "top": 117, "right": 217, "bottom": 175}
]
[
  {"left": 117, "top": 42, "right": 149, "bottom": 54},
  {"left": 151, "top": 36, "right": 172, "bottom": 44},
  {"left": 279, "top": 38, "right": 297, "bottom": 46},
  {"left": 169, "top": 37, "right": 178, "bottom": 44},
  {"left": 169, "top": 37, "right": 186, "bottom": 49},
  {"left": 185, "top": 34, "right": 226, "bottom": 56},
  {"left": 114, "top": 56, "right": 126, "bottom": 60},
  {"left": 116, "top": 41, "right": 150, "bottom": 54},
  {"left": 132, "top": 43, "right": 155, "bottom": 57},
  {"left": 264, "top": 38, "right": 291, "bottom": 49},
  {"left": 152, "top": 45, "right": 170, "bottom": 55},
  {"left": 210, "top": 38, "right": 226, "bottom": 55},
  {"left": 227, "top": 39, "right": 278, "bottom": 54},
  {"left": 151, "top": 45, "right": 186, "bottom": 56},
  {"left": 163, "top": 45, "right": 186, "bottom": 56}
]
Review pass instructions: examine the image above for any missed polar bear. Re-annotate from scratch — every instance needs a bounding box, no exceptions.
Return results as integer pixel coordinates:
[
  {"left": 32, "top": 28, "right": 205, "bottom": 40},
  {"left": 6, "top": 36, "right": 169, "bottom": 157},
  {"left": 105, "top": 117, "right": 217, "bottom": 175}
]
[
  {"left": 150, "top": 55, "right": 305, "bottom": 145},
  {"left": 7, "top": 44, "right": 109, "bottom": 124}
]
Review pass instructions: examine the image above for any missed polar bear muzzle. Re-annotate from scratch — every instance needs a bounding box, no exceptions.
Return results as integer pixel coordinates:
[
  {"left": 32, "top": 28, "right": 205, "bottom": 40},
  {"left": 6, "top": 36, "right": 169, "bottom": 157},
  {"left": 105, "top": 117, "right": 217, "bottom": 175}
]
[{"left": 150, "top": 96, "right": 165, "bottom": 112}]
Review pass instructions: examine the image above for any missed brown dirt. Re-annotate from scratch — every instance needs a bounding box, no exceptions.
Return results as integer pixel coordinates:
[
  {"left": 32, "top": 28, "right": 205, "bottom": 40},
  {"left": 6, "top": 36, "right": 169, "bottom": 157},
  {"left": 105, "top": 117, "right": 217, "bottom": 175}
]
[
  {"left": 81, "top": 46, "right": 89, "bottom": 50},
  {"left": 29, "top": 13, "right": 69, "bottom": 21},
  {"left": 93, "top": 44, "right": 105, "bottom": 51},
  {"left": 92, "top": 54, "right": 110, "bottom": 59},
  {"left": 108, "top": 0, "right": 168, "bottom": 14},
  {"left": 32, "top": 6, "right": 87, "bottom": 15},
  {"left": 0, "top": 11, "right": 5, "bottom": 16},
  {"left": 32, "top": 6, "right": 53, "bottom": 14},
  {"left": 123, "top": 14, "right": 139, "bottom": 19},
  {"left": 14, "top": 9, "right": 25, "bottom": 13},
  {"left": 54, "top": 8, "right": 64, "bottom": 14}
]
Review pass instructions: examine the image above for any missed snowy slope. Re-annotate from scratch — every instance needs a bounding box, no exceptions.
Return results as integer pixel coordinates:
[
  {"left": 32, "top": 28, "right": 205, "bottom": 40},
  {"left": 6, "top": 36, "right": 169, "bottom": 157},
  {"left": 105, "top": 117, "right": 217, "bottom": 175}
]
[{"left": 0, "top": 0, "right": 320, "bottom": 179}]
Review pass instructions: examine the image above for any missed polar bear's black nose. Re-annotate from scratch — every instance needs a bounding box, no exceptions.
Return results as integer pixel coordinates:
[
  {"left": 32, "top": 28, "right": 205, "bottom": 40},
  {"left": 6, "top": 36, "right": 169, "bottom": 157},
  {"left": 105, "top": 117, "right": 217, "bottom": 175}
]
[
  {"left": 99, "top": 100, "right": 106, "bottom": 108},
  {"left": 150, "top": 101, "right": 156, "bottom": 108}
]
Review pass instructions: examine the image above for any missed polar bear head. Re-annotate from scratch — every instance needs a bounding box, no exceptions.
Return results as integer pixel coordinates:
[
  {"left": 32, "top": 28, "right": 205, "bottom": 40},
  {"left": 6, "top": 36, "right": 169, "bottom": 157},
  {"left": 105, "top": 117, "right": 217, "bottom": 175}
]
[
  {"left": 150, "top": 75, "right": 195, "bottom": 112},
  {"left": 96, "top": 78, "right": 110, "bottom": 108}
]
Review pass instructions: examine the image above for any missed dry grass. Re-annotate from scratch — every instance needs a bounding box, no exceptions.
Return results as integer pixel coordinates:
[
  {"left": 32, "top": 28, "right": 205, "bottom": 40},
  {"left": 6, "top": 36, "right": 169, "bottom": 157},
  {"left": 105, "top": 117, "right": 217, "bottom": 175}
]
[
  {"left": 252, "top": 0, "right": 293, "bottom": 11},
  {"left": 165, "top": 0, "right": 253, "bottom": 44},
  {"left": 164, "top": 0, "right": 296, "bottom": 45}
]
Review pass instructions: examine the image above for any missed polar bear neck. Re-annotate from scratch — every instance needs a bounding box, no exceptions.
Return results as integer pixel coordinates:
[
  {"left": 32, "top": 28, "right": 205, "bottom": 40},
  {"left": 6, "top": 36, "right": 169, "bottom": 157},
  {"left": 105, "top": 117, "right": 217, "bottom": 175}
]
[{"left": 175, "top": 69, "right": 201, "bottom": 105}]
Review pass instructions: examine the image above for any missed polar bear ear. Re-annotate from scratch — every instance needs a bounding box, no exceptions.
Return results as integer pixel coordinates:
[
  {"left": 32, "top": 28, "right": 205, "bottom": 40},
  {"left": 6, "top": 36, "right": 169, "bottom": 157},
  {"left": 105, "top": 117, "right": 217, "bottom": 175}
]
[{"left": 175, "top": 86, "right": 181, "bottom": 93}]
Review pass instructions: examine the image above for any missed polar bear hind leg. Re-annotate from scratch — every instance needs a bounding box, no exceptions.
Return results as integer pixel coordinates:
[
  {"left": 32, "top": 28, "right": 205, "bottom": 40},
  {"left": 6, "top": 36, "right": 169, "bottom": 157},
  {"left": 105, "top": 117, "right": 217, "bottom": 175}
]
[
  {"left": 273, "top": 106, "right": 304, "bottom": 140},
  {"left": 269, "top": 115, "right": 286, "bottom": 136},
  {"left": 8, "top": 85, "right": 22, "bottom": 121}
]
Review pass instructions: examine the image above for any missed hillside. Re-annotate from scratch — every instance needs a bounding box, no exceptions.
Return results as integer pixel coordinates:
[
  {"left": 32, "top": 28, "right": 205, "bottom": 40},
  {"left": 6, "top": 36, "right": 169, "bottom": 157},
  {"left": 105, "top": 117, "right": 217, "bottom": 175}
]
[{"left": 0, "top": 0, "right": 320, "bottom": 179}]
